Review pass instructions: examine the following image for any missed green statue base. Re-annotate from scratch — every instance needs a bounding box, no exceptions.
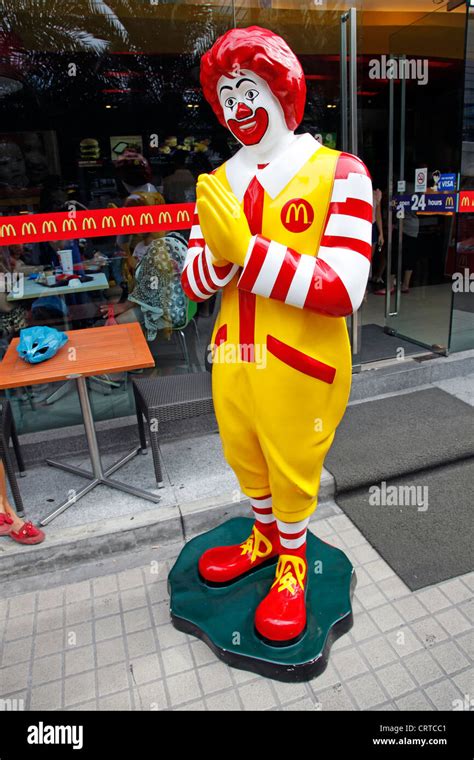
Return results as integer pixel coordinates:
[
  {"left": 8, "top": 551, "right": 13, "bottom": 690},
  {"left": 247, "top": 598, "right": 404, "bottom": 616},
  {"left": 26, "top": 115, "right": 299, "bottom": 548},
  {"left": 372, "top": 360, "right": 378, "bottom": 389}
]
[{"left": 168, "top": 517, "right": 356, "bottom": 682}]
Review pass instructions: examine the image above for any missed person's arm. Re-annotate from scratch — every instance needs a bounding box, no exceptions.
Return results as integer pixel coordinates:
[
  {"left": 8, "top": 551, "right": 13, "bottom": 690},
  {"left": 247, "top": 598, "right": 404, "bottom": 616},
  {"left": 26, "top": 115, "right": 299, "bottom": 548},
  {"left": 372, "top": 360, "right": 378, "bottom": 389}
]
[
  {"left": 375, "top": 192, "right": 384, "bottom": 246},
  {"left": 196, "top": 153, "right": 373, "bottom": 317},
  {"left": 180, "top": 202, "right": 239, "bottom": 302}
]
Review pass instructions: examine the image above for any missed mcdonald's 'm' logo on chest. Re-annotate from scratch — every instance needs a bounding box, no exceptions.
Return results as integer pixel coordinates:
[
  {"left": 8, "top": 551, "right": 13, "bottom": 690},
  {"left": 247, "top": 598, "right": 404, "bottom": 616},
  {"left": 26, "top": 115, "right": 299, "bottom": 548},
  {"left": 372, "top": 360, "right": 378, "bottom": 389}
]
[{"left": 280, "top": 197, "right": 314, "bottom": 233}]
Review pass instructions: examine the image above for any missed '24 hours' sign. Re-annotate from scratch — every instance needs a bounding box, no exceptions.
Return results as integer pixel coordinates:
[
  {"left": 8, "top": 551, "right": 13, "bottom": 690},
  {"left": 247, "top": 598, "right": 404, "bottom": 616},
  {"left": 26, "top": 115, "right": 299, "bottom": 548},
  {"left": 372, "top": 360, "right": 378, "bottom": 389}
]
[{"left": 393, "top": 193, "right": 457, "bottom": 215}]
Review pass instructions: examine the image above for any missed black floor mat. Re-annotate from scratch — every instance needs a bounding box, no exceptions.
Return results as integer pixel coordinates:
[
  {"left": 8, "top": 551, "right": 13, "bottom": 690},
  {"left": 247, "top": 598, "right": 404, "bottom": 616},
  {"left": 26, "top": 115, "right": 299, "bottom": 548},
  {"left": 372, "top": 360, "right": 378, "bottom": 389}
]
[
  {"left": 337, "top": 460, "right": 474, "bottom": 590},
  {"left": 360, "top": 323, "right": 426, "bottom": 363}
]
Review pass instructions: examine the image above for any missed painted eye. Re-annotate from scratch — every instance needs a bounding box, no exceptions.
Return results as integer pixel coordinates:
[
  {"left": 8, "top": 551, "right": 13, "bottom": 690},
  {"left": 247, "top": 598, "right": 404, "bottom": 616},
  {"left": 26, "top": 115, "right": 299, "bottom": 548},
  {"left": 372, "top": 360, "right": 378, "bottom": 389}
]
[
  {"left": 245, "top": 89, "right": 258, "bottom": 102},
  {"left": 224, "top": 96, "right": 236, "bottom": 109}
]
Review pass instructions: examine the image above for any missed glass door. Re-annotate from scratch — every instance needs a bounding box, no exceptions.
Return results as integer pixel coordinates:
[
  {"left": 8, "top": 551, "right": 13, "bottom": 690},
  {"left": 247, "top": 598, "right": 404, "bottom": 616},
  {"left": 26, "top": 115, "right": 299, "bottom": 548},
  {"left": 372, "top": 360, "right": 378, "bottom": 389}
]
[{"left": 375, "top": 5, "right": 467, "bottom": 360}]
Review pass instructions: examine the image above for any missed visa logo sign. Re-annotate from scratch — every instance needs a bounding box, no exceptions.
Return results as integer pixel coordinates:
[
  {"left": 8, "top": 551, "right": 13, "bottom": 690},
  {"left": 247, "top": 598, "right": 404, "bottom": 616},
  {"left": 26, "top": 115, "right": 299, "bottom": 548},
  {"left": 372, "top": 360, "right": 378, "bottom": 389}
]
[{"left": 438, "top": 173, "right": 457, "bottom": 192}]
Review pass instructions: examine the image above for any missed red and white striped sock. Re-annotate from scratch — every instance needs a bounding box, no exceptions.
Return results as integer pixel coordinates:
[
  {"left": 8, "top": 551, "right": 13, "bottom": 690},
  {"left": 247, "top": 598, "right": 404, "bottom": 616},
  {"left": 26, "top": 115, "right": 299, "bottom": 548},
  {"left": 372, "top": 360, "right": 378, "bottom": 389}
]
[
  {"left": 250, "top": 495, "right": 275, "bottom": 533},
  {"left": 277, "top": 517, "right": 309, "bottom": 554}
]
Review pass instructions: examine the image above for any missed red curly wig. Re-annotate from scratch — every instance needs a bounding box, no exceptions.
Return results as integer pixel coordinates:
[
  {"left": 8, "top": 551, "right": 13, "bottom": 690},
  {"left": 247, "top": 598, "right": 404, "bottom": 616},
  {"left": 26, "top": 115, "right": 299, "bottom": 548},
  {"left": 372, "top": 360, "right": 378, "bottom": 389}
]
[{"left": 200, "top": 26, "right": 306, "bottom": 132}]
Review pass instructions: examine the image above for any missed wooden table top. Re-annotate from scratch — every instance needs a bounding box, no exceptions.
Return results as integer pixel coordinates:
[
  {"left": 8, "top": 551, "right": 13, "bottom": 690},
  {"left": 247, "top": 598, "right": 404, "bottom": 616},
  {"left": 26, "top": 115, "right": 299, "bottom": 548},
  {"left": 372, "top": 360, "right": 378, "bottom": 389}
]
[{"left": 0, "top": 323, "right": 155, "bottom": 389}]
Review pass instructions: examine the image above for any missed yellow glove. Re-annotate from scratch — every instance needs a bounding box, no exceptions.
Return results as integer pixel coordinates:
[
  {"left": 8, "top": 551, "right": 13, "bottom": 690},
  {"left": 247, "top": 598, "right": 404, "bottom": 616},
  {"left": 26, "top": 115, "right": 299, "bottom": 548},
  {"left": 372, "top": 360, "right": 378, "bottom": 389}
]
[{"left": 196, "top": 173, "right": 251, "bottom": 268}]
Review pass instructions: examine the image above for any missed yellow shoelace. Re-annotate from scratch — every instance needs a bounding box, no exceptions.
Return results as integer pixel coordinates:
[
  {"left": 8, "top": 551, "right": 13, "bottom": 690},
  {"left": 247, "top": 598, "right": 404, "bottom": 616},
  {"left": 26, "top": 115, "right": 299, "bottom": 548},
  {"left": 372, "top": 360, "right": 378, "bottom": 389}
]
[
  {"left": 240, "top": 525, "right": 273, "bottom": 564},
  {"left": 271, "top": 555, "right": 306, "bottom": 595}
]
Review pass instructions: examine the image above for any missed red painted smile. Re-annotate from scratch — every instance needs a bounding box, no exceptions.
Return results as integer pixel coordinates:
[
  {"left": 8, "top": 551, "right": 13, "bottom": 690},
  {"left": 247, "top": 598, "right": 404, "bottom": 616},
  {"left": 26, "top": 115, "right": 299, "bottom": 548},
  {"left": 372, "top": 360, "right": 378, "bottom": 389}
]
[{"left": 228, "top": 107, "right": 269, "bottom": 146}]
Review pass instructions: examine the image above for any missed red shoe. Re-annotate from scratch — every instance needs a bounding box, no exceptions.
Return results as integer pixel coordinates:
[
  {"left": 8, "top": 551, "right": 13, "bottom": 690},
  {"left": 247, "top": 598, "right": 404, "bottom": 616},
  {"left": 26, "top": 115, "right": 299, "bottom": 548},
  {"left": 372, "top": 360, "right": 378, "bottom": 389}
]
[
  {"left": 198, "top": 522, "right": 280, "bottom": 585},
  {"left": 254, "top": 552, "right": 308, "bottom": 645},
  {"left": 374, "top": 287, "right": 395, "bottom": 296},
  {"left": 9, "top": 521, "right": 45, "bottom": 545},
  {"left": 0, "top": 513, "right": 13, "bottom": 536}
]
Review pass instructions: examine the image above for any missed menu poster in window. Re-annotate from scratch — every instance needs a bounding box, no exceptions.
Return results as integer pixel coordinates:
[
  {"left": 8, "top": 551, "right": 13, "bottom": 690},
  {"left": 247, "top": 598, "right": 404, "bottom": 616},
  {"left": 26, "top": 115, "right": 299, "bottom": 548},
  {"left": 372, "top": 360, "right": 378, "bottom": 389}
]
[
  {"left": 78, "top": 138, "right": 103, "bottom": 167},
  {"left": 110, "top": 136, "right": 143, "bottom": 161}
]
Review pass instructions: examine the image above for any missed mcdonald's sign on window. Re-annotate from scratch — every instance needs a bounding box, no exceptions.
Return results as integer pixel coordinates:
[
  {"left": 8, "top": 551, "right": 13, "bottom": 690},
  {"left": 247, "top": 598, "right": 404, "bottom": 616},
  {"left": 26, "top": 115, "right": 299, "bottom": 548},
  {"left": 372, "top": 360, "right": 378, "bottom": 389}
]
[
  {"left": 445, "top": 196, "right": 454, "bottom": 208},
  {"left": 158, "top": 211, "right": 172, "bottom": 225},
  {"left": 21, "top": 221, "right": 37, "bottom": 236},
  {"left": 177, "top": 209, "right": 190, "bottom": 224},
  {"left": 459, "top": 192, "right": 474, "bottom": 212},
  {"left": 121, "top": 213, "right": 134, "bottom": 227},
  {"left": 102, "top": 215, "right": 116, "bottom": 229},
  {"left": 140, "top": 212, "right": 154, "bottom": 226},
  {"left": 83, "top": 217, "right": 97, "bottom": 231},
  {"left": 42, "top": 220, "right": 58, "bottom": 234},
  {"left": 62, "top": 218, "right": 78, "bottom": 233},
  {"left": 0, "top": 223, "right": 15, "bottom": 238}
]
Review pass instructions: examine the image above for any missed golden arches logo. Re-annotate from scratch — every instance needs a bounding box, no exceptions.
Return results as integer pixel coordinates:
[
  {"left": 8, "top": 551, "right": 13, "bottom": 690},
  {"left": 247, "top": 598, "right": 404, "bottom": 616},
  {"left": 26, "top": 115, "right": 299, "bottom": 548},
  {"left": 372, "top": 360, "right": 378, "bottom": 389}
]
[
  {"left": 177, "top": 209, "right": 190, "bottom": 223},
  {"left": 0, "top": 223, "right": 15, "bottom": 238},
  {"left": 140, "top": 212, "right": 155, "bottom": 226},
  {"left": 286, "top": 202, "right": 308, "bottom": 226},
  {"left": 62, "top": 218, "right": 78, "bottom": 233},
  {"left": 121, "top": 213, "right": 134, "bottom": 227},
  {"left": 445, "top": 196, "right": 454, "bottom": 208},
  {"left": 82, "top": 217, "right": 97, "bottom": 231},
  {"left": 461, "top": 196, "right": 471, "bottom": 208},
  {"left": 21, "top": 221, "right": 37, "bottom": 236},
  {"left": 42, "top": 220, "right": 58, "bottom": 234},
  {"left": 102, "top": 215, "right": 116, "bottom": 229},
  {"left": 158, "top": 211, "right": 172, "bottom": 225}
]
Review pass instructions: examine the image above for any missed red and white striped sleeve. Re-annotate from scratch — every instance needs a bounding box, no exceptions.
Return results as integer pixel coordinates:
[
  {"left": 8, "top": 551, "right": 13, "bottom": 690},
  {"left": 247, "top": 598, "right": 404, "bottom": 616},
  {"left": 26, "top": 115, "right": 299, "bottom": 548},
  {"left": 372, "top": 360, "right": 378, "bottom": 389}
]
[
  {"left": 181, "top": 204, "right": 239, "bottom": 302},
  {"left": 237, "top": 153, "right": 373, "bottom": 317}
]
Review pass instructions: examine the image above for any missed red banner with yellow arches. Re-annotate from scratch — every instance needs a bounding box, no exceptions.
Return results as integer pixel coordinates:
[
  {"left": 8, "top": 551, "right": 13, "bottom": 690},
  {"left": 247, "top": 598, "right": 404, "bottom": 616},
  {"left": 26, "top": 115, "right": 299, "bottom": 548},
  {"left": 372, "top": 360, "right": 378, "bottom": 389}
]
[{"left": 0, "top": 203, "right": 195, "bottom": 246}]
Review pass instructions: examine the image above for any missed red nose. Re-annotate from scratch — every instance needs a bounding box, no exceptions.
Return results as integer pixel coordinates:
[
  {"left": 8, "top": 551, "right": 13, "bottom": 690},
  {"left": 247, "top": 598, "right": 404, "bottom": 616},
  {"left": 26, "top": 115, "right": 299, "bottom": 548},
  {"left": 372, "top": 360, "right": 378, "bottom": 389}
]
[{"left": 235, "top": 102, "right": 253, "bottom": 120}]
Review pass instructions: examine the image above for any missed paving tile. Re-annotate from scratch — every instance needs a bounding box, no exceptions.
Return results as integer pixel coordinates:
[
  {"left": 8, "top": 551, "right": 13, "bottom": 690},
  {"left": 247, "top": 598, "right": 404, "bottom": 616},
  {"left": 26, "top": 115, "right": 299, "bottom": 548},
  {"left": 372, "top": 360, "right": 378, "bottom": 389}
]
[
  {"left": 365, "top": 560, "right": 395, "bottom": 583},
  {"left": 317, "top": 683, "right": 356, "bottom": 711},
  {"left": 0, "top": 661, "right": 29, "bottom": 695},
  {"left": 65, "top": 600, "right": 92, "bottom": 625},
  {"left": 271, "top": 679, "right": 308, "bottom": 705},
  {"left": 369, "top": 604, "right": 405, "bottom": 633},
  {"left": 456, "top": 631, "right": 474, "bottom": 660},
  {"left": 135, "top": 680, "right": 168, "bottom": 710},
  {"left": 190, "top": 640, "right": 215, "bottom": 667},
  {"left": 34, "top": 629, "right": 64, "bottom": 658},
  {"left": 119, "top": 587, "right": 148, "bottom": 612},
  {"left": 460, "top": 572, "right": 474, "bottom": 592},
  {"left": 376, "top": 662, "right": 416, "bottom": 699},
  {"left": 435, "top": 608, "right": 471, "bottom": 637},
  {"left": 147, "top": 582, "right": 169, "bottom": 605},
  {"left": 393, "top": 596, "right": 428, "bottom": 623},
  {"left": 310, "top": 664, "right": 341, "bottom": 693},
  {"left": 65, "top": 621, "right": 93, "bottom": 648},
  {"left": 348, "top": 544, "right": 380, "bottom": 566},
  {"left": 338, "top": 527, "right": 366, "bottom": 548},
  {"left": 332, "top": 648, "right": 369, "bottom": 680},
  {"left": 350, "top": 612, "right": 380, "bottom": 642},
  {"left": 162, "top": 643, "right": 195, "bottom": 676},
  {"left": 425, "top": 680, "right": 463, "bottom": 711},
  {"left": 355, "top": 584, "right": 387, "bottom": 611},
  {"left": 238, "top": 680, "right": 277, "bottom": 710},
  {"left": 123, "top": 607, "right": 152, "bottom": 635},
  {"left": 458, "top": 600, "right": 474, "bottom": 625},
  {"left": 166, "top": 670, "right": 201, "bottom": 706},
  {"left": 36, "top": 607, "right": 64, "bottom": 633},
  {"left": 94, "top": 615, "right": 122, "bottom": 642},
  {"left": 152, "top": 602, "right": 170, "bottom": 627},
  {"left": 8, "top": 593, "right": 36, "bottom": 618},
  {"left": 117, "top": 568, "right": 144, "bottom": 591},
  {"left": 415, "top": 587, "right": 451, "bottom": 614},
  {"left": 37, "top": 587, "right": 64, "bottom": 610},
  {"left": 370, "top": 702, "right": 398, "bottom": 711},
  {"left": 352, "top": 566, "right": 372, "bottom": 588},
  {"left": 282, "top": 697, "right": 319, "bottom": 711},
  {"left": 97, "top": 662, "right": 130, "bottom": 697},
  {"left": 395, "top": 691, "right": 434, "bottom": 711},
  {"left": 174, "top": 699, "right": 206, "bottom": 711},
  {"left": 156, "top": 624, "right": 188, "bottom": 650},
  {"left": 93, "top": 595, "right": 120, "bottom": 619},
  {"left": 64, "top": 670, "right": 96, "bottom": 707},
  {"left": 346, "top": 673, "right": 387, "bottom": 710},
  {"left": 404, "top": 651, "right": 444, "bottom": 686},
  {"left": 30, "top": 680, "right": 62, "bottom": 710},
  {"left": 1, "top": 636, "right": 33, "bottom": 667},
  {"left": 98, "top": 690, "right": 132, "bottom": 710},
  {"left": 430, "top": 642, "right": 470, "bottom": 675},
  {"left": 129, "top": 654, "right": 162, "bottom": 685},
  {"left": 65, "top": 646, "right": 95, "bottom": 677},
  {"left": 204, "top": 690, "right": 241, "bottom": 710},
  {"left": 438, "top": 579, "right": 472, "bottom": 604},
  {"left": 31, "top": 653, "right": 63, "bottom": 685},
  {"left": 377, "top": 576, "right": 411, "bottom": 601},
  {"left": 96, "top": 638, "right": 126, "bottom": 668},
  {"left": 92, "top": 575, "right": 118, "bottom": 597},
  {"left": 328, "top": 514, "right": 354, "bottom": 532},
  {"left": 126, "top": 629, "right": 156, "bottom": 659},
  {"left": 197, "top": 662, "right": 234, "bottom": 694},
  {"left": 4, "top": 613, "right": 35, "bottom": 642},
  {"left": 452, "top": 667, "right": 474, "bottom": 696},
  {"left": 410, "top": 618, "right": 449, "bottom": 648},
  {"left": 65, "top": 581, "right": 91, "bottom": 604},
  {"left": 359, "top": 637, "right": 398, "bottom": 670}
]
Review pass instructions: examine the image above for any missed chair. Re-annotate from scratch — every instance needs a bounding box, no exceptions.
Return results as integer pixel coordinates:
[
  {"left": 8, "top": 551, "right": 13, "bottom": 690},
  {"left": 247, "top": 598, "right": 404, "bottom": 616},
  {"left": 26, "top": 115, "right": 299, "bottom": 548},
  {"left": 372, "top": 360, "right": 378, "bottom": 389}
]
[
  {"left": 172, "top": 298, "right": 200, "bottom": 371},
  {"left": 132, "top": 371, "right": 213, "bottom": 486},
  {"left": 0, "top": 399, "right": 26, "bottom": 516}
]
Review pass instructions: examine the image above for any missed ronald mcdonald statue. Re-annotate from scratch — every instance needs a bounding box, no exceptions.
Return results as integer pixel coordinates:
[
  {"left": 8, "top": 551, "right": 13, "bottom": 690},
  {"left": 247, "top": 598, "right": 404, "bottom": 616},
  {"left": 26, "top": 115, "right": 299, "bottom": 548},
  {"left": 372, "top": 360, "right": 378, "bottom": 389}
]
[{"left": 180, "top": 27, "right": 373, "bottom": 647}]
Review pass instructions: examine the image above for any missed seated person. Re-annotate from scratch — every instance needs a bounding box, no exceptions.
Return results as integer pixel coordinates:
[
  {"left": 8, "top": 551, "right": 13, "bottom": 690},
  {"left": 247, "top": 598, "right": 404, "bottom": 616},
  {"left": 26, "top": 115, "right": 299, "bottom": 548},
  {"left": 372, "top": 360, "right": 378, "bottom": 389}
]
[
  {"left": 99, "top": 232, "right": 187, "bottom": 341},
  {"left": 0, "top": 245, "right": 43, "bottom": 339}
]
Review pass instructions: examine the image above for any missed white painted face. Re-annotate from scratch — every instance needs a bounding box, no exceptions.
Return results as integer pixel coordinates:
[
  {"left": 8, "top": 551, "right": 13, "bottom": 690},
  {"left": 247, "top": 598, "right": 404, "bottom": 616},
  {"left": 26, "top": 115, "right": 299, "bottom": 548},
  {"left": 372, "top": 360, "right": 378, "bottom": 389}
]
[{"left": 217, "top": 69, "right": 290, "bottom": 152}]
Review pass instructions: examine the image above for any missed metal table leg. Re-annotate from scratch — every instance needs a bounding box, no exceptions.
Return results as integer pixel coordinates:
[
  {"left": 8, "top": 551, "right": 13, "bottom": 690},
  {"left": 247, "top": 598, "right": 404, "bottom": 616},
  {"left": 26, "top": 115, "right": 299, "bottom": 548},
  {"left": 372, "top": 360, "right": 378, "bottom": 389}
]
[{"left": 41, "top": 375, "right": 160, "bottom": 526}]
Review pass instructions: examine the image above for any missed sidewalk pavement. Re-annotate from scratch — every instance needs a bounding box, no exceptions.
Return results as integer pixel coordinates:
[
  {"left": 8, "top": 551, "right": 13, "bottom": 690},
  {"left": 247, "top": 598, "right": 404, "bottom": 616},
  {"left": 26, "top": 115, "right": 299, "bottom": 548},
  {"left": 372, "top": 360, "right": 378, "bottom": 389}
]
[
  {"left": 1, "top": 503, "right": 473, "bottom": 711},
  {"left": 0, "top": 373, "right": 473, "bottom": 710}
]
